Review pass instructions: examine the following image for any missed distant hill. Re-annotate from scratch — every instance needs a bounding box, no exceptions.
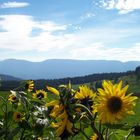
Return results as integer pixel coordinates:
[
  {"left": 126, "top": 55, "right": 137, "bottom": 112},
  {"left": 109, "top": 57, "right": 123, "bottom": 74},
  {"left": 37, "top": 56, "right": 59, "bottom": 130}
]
[
  {"left": 0, "top": 71, "right": 132, "bottom": 91},
  {"left": 0, "top": 74, "right": 21, "bottom": 81},
  {"left": 0, "top": 59, "right": 140, "bottom": 79}
]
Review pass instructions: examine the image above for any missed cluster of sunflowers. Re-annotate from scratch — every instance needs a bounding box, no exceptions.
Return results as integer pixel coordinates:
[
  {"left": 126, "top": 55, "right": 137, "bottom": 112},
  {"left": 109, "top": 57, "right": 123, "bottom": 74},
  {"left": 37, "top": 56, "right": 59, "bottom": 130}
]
[{"left": 0, "top": 80, "right": 139, "bottom": 140}]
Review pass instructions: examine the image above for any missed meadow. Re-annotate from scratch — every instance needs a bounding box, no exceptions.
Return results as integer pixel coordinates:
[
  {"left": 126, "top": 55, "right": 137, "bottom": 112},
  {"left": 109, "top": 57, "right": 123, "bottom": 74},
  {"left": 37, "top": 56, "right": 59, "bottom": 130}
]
[{"left": 0, "top": 73, "right": 140, "bottom": 140}]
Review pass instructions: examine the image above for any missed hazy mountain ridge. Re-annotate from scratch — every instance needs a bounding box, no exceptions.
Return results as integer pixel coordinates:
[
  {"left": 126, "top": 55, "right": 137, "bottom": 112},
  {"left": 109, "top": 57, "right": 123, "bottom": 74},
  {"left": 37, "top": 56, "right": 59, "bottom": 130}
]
[
  {"left": 0, "top": 59, "right": 140, "bottom": 79},
  {"left": 0, "top": 74, "right": 21, "bottom": 81}
]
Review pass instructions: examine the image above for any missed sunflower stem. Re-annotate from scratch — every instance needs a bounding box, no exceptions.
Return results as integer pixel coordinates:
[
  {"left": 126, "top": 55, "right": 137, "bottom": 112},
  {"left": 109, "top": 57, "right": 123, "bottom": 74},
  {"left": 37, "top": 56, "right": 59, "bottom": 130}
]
[
  {"left": 77, "top": 122, "right": 90, "bottom": 140},
  {"left": 74, "top": 104, "right": 104, "bottom": 140},
  {"left": 5, "top": 102, "right": 8, "bottom": 139},
  {"left": 80, "top": 129, "right": 90, "bottom": 140},
  {"left": 3, "top": 97, "right": 9, "bottom": 139},
  {"left": 20, "top": 114, "right": 30, "bottom": 140},
  {"left": 105, "top": 128, "right": 109, "bottom": 140},
  {"left": 99, "top": 121, "right": 102, "bottom": 133},
  {"left": 0, "top": 96, "right": 6, "bottom": 103},
  {"left": 74, "top": 104, "right": 94, "bottom": 120},
  {"left": 91, "top": 124, "right": 104, "bottom": 140},
  {"left": 125, "top": 130, "right": 132, "bottom": 140}
]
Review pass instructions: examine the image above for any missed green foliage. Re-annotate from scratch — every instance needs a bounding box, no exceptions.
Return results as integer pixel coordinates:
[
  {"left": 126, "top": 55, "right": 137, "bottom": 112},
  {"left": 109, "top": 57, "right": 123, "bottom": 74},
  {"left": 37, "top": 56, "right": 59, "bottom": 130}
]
[{"left": 0, "top": 80, "right": 140, "bottom": 140}]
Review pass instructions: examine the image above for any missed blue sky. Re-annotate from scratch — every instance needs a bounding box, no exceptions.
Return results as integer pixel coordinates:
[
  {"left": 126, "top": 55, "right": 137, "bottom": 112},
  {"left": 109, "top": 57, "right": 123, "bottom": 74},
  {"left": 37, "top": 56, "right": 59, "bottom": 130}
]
[{"left": 0, "top": 0, "right": 140, "bottom": 62}]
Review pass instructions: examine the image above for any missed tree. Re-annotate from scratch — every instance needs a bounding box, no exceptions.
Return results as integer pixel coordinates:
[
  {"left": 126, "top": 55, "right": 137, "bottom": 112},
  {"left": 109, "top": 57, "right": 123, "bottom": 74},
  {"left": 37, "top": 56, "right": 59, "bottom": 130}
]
[{"left": 135, "top": 66, "right": 140, "bottom": 82}]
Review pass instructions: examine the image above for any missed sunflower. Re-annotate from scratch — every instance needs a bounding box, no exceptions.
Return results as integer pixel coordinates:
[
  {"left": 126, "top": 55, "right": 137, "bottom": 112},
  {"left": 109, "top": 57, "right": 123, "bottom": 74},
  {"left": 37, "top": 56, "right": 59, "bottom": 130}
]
[
  {"left": 46, "top": 85, "right": 74, "bottom": 138},
  {"left": 75, "top": 85, "right": 96, "bottom": 111},
  {"left": 13, "top": 112, "right": 23, "bottom": 122},
  {"left": 51, "top": 109, "right": 74, "bottom": 139},
  {"left": 90, "top": 133, "right": 99, "bottom": 140},
  {"left": 96, "top": 80, "right": 137, "bottom": 124},
  {"left": 8, "top": 94, "right": 18, "bottom": 103},
  {"left": 33, "top": 90, "right": 47, "bottom": 100},
  {"left": 25, "top": 80, "right": 34, "bottom": 92},
  {"left": 46, "top": 86, "right": 63, "bottom": 118}
]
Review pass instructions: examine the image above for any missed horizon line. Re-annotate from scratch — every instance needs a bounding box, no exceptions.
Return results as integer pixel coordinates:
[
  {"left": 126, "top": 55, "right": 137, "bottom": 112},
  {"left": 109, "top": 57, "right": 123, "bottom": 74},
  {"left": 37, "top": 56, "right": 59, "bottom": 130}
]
[{"left": 0, "top": 58, "right": 140, "bottom": 63}]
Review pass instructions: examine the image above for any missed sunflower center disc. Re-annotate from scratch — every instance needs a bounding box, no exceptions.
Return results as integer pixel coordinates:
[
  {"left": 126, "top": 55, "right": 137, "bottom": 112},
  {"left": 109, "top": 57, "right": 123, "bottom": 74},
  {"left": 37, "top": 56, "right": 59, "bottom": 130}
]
[
  {"left": 17, "top": 114, "right": 21, "bottom": 118},
  {"left": 107, "top": 96, "right": 122, "bottom": 113},
  {"left": 25, "top": 83, "right": 29, "bottom": 89},
  {"left": 37, "top": 93, "right": 44, "bottom": 99},
  {"left": 12, "top": 96, "right": 17, "bottom": 100}
]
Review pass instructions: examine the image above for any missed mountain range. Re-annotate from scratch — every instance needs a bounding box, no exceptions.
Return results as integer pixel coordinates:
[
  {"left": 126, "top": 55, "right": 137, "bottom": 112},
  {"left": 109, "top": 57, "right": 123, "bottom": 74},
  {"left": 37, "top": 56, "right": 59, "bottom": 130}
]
[
  {"left": 0, "top": 74, "right": 21, "bottom": 81},
  {"left": 0, "top": 59, "right": 140, "bottom": 80}
]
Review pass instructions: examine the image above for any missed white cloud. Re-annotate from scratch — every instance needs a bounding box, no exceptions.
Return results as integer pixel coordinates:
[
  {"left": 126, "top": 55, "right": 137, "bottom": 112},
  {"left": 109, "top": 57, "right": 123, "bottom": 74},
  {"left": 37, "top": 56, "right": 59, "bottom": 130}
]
[
  {"left": 0, "top": 14, "right": 140, "bottom": 62},
  {"left": 0, "top": 15, "right": 68, "bottom": 51},
  {"left": 69, "top": 43, "right": 140, "bottom": 62},
  {"left": 34, "top": 21, "right": 67, "bottom": 32},
  {"left": 101, "top": 0, "right": 140, "bottom": 14},
  {"left": 0, "top": 1, "right": 29, "bottom": 8}
]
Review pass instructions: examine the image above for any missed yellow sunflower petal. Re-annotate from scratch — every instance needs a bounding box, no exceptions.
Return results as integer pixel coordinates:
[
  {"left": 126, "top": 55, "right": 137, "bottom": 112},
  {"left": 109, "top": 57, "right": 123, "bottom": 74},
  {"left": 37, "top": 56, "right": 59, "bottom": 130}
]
[
  {"left": 56, "top": 119, "right": 66, "bottom": 136},
  {"left": 57, "top": 110, "right": 67, "bottom": 119},
  {"left": 46, "top": 100, "right": 59, "bottom": 106},
  {"left": 66, "top": 120, "right": 73, "bottom": 134},
  {"left": 47, "top": 86, "right": 59, "bottom": 96},
  {"left": 96, "top": 80, "right": 138, "bottom": 124},
  {"left": 90, "top": 133, "right": 98, "bottom": 140},
  {"left": 51, "top": 122, "right": 62, "bottom": 128},
  {"left": 50, "top": 105, "right": 64, "bottom": 118}
]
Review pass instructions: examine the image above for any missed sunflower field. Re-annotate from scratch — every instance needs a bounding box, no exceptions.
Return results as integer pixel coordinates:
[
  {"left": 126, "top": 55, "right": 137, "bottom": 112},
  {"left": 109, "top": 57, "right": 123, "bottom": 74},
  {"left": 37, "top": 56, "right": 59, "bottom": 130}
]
[{"left": 0, "top": 80, "right": 140, "bottom": 140}]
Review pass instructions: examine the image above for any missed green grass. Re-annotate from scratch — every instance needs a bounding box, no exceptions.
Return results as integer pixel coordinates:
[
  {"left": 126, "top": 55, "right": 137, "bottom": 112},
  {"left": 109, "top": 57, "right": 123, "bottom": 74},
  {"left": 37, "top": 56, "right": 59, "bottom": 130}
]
[
  {"left": 119, "top": 74, "right": 140, "bottom": 94},
  {"left": 0, "top": 91, "right": 10, "bottom": 107},
  {"left": 123, "top": 98, "right": 140, "bottom": 124},
  {"left": 0, "top": 91, "right": 11, "bottom": 117},
  {"left": 0, "top": 91, "right": 10, "bottom": 98}
]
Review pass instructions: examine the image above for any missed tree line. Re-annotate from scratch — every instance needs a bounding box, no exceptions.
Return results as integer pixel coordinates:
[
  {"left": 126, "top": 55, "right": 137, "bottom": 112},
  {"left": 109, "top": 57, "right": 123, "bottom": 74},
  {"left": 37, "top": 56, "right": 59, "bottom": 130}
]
[{"left": 0, "top": 70, "right": 135, "bottom": 91}]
